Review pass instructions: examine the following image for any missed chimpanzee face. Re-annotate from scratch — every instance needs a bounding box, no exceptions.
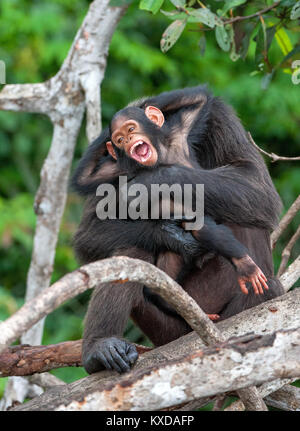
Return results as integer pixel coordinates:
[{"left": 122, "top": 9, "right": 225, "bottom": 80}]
[
  {"left": 110, "top": 117, "right": 158, "bottom": 166},
  {"left": 106, "top": 106, "right": 167, "bottom": 170}
]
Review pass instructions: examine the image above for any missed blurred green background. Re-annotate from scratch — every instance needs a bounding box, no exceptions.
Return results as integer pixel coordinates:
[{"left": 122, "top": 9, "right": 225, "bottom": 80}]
[{"left": 0, "top": 0, "right": 299, "bottom": 395}]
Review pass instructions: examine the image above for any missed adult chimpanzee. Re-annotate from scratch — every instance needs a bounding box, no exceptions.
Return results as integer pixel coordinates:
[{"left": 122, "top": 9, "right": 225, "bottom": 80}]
[{"left": 72, "top": 85, "right": 283, "bottom": 374}]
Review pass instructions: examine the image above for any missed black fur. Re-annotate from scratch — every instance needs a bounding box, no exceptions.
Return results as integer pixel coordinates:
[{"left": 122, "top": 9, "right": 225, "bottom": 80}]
[{"left": 72, "top": 85, "right": 284, "bottom": 374}]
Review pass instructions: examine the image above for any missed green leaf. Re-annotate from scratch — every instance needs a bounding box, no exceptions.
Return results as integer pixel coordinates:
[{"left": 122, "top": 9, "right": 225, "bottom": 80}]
[
  {"left": 278, "top": 45, "right": 300, "bottom": 68},
  {"left": 215, "top": 25, "right": 230, "bottom": 51},
  {"left": 187, "top": 7, "right": 223, "bottom": 28},
  {"left": 160, "top": 19, "right": 187, "bottom": 53},
  {"left": 221, "top": 0, "right": 247, "bottom": 15},
  {"left": 291, "top": 1, "right": 300, "bottom": 20},
  {"left": 255, "top": 20, "right": 267, "bottom": 64},
  {"left": 229, "top": 25, "right": 240, "bottom": 62},
  {"left": 139, "top": 0, "right": 164, "bottom": 14},
  {"left": 161, "top": 9, "right": 187, "bottom": 20},
  {"left": 240, "top": 21, "right": 257, "bottom": 60},
  {"left": 275, "top": 27, "right": 293, "bottom": 56}
]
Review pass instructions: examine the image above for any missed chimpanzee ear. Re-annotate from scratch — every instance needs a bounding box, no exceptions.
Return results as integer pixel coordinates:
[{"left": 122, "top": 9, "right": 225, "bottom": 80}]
[
  {"left": 106, "top": 141, "right": 117, "bottom": 160},
  {"left": 145, "top": 106, "right": 165, "bottom": 127}
]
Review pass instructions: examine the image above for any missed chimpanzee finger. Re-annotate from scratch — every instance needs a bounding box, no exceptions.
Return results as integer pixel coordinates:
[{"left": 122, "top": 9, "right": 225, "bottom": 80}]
[
  {"left": 102, "top": 348, "right": 123, "bottom": 373},
  {"left": 238, "top": 279, "right": 248, "bottom": 295},
  {"left": 126, "top": 344, "right": 139, "bottom": 366},
  {"left": 258, "top": 273, "right": 269, "bottom": 290},
  {"left": 250, "top": 277, "right": 260, "bottom": 295},
  {"left": 259, "top": 271, "right": 268, "bottom": 282},
  {"left": 95, "top": 351, "right": 113, "bottom": 371},
  {"left": 115, "top": 343, "right": 136, "bottom": 369},
  {"left": 109, "top": 346, "right": 131, "bottom": 373},
  {"left": 254, "top": 276, "right": 264, "bottom": 295}
]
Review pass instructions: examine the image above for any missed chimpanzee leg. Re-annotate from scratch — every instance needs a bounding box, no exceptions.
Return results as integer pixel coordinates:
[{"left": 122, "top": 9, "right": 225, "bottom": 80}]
[
  {"left": 82, "top": 247, "right": 153, "bottom": 374},
  {"left": 219, "top": 276, "right": 284, "bottom": 320}
]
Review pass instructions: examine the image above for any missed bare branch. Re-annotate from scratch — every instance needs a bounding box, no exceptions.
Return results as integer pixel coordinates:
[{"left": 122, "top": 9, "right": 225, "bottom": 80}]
[
  {"left": 0, "top": 256, "right": 227, "bottom": 349},
  {"left": 279, "top": 255, "right": 300, "bottom": 292},
  {"left": 2, "top": 288, "right": 298, "bottom": 410},
  {"left": 271, "top": 195, "right": 300, "bottom": 249},
  {"left": 223, "top": 2, "right": 281, "bottom": 25},
  {"left": 277, "top": 225, "right": 300, "bottom": 277},
  {"left": 0, "top": 341, "right": 151, "bottom": 377},
  {"left": 80, "top": 69, "right": 102, "bottom": 142},
  {"left": 11, "top": 328, "right": 300, "bottom": 411},
  {"left": 0, "top": 82, "right": 51, "bottom": 114},
  {"left": 28, "top": 373, "right": 66, "bottom": 390},
  {"left": 265, "top": 385, "right": 300, "bottom": 411},
  {"left": 0, "top": 0, "right": 129, "bottom": 408},
  {"left": 0, "top": 254, "right": 274, "bottom": 410},
  {"left": 248, "top": 132, "right": 300, "bottom": 163}
]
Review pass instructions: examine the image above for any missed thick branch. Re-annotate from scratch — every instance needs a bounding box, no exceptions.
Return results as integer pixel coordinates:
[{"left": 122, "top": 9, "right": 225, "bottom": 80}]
[
  {"left": 265, "top": 385, "right": 300, "bottom": 411},
  {"left": 12, "top": 328, "right": 300, "bottom": 411},
  {"left": 0, "top": 341, "right": 151, "bottom": 377},
  {"left": 0, "top": 82, "right": 51, "bottom": 114},
  {"left": 2, "top": 288, "right": 299, "bottom": 411},
  {"left": 0, "top": 0, "right": 128, "bottom": 409},
  {"left": 0, "top": 257, "right": 227, "bottom": 348},
  {"left": 3, "top": 256, "right": 299, "bottom": 410},
  {"left": 279, "top": 255, "right": 300, "bottom": 292},
  {"left": 2, "top": 287, "right": 299, "bottom": 377}
]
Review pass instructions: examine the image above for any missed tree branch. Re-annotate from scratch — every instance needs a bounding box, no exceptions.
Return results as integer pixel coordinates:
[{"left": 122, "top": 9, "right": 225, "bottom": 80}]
[
  {"left": 271, "top": 195, "right": 300, "bottom": 249},
  {"left": 1, "top": 283, "right": 299, "bottom": 410},
  {"left": 0, "top": 0, "right": 129, "bottom": 409},
  {"left": 11, "top": 328, "right": 300, "bottom": 411},
  {"left": 277, "top": 225, "right": 300, "bottom": 277},
  {"left": 224, "top": 3, "right": 281, "bottom": 26},
  {"left": 279, "top": 255, "right": 300, "bottom": 292},
  {"left": 247, "top": 132, "right": 300, "bottom": 163},
  {"left": 0, "top": 340, "right": 151, "bottom": 377},
  {"left": 0, "top": 256, "right": 231, "bottom": 348}
]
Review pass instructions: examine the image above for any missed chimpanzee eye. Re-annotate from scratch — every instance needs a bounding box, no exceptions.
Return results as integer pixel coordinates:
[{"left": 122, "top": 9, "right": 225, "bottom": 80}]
[
  {"left": 128, "top": 126, "right": 135, "bottom": 133},
  {"left": 117, "top": 137, "right": 124, "bottom": 144}
]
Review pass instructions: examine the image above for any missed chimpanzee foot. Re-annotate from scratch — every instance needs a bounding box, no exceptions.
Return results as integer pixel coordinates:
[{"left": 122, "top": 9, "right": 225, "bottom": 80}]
[
  {"left": 232, "top": 255, "right": 269, "bottom": 295},
  {"left": 83, "top": 337, "right": 138, "bottom": 374},
  {"left": 207, "top": 314, "right": 220, "bottom": 321}
]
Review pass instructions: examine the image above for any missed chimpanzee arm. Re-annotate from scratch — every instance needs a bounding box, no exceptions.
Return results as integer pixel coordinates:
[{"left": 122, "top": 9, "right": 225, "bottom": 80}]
[
  {"left": 129, "top": 162, "right": 280, "bottom": 231},
  {"left": 193, "top": 218, "right": 269, "bottom": 295},
  {"left": 163, "top": 216, "right": 269, "bottom": 295},
  {"left": 71, "top": 128, "right": 124, "bottom": 196}
]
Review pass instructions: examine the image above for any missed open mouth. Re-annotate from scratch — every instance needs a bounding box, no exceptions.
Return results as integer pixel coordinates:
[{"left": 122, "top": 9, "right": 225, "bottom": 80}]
[{"left": 129, "top": 140, "right": 152, "bottom": 163}]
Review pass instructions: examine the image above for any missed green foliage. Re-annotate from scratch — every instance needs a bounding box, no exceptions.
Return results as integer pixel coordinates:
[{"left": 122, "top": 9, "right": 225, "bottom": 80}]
[
  {"left": 139, "top": 0, "right": 300, "bottom": 88},
  {"left": 0, "top": 0, "right": 299, "bottom": 390}
]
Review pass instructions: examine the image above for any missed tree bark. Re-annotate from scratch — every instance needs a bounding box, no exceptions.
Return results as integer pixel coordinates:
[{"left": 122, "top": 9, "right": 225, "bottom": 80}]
[{"left": 11, "top": 328, "right": 300, "bottom": 411}]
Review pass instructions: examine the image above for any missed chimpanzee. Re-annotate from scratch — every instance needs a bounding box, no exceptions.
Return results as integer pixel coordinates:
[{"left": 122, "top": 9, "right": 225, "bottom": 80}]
[{"left": 72, "top": 85, "right": 283, "bottom": 374}]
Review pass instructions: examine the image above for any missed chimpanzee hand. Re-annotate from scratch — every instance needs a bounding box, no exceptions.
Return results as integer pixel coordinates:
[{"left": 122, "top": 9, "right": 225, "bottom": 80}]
[
  {"left": 83, "top": 337, "right": 138, "bottom": 374},
  {"left": 232, "top": 255, "right": 269, "bottom": 295},
  {"left": 160, "top": 218, "right": 201, "bottom": 258}
]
